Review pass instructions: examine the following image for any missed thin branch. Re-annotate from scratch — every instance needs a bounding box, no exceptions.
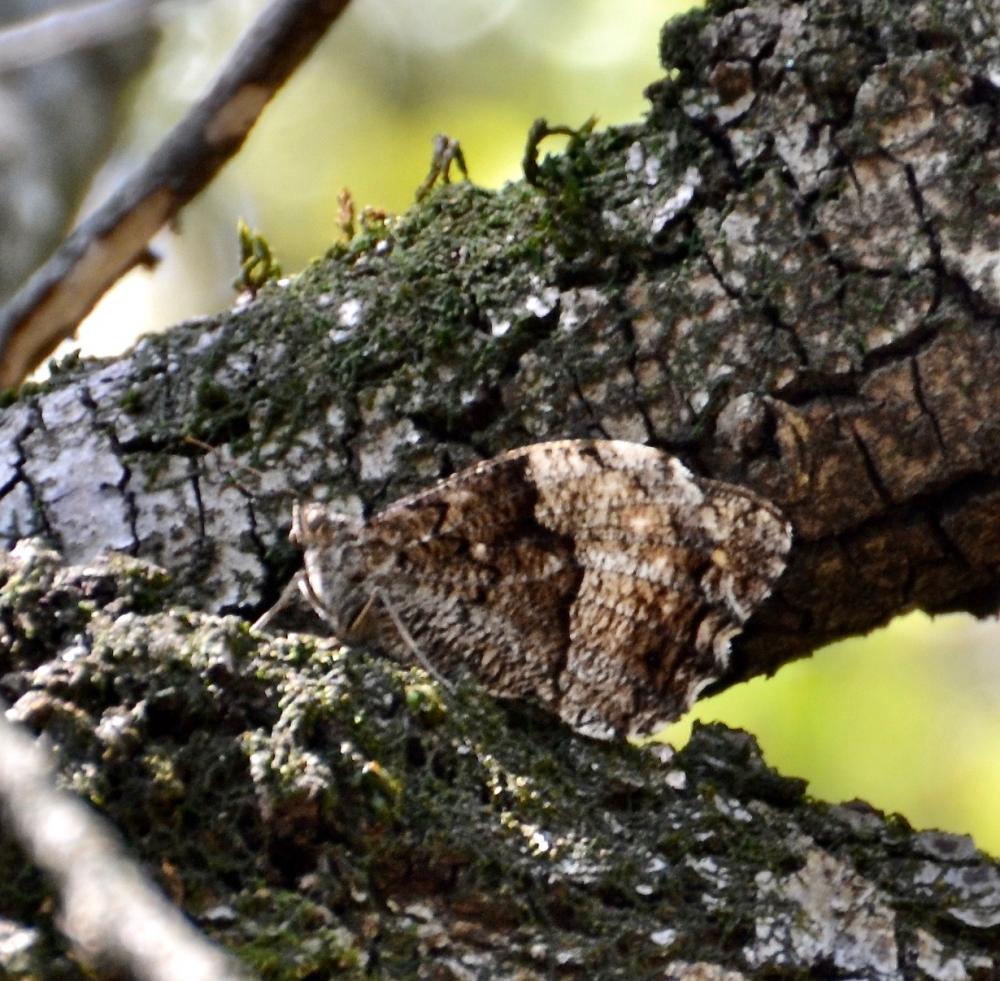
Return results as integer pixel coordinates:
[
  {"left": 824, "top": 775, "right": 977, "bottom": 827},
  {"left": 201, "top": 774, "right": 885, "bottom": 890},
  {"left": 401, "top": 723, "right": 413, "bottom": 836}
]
[
  {"left": 0, "top": 707, "right": 250, "bottom": 980},
  {"left": 0, "top": 0, "right": 159, "bottom": 73},
  {"left": 0, "top": 0, "right": 354, "bottom": 390}
]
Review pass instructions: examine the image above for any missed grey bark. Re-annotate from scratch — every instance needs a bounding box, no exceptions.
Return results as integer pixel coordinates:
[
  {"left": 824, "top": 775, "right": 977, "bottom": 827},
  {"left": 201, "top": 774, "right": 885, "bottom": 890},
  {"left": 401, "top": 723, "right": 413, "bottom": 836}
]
[{"left": 1, "top": 0, "right": 999, "bottom": 976}]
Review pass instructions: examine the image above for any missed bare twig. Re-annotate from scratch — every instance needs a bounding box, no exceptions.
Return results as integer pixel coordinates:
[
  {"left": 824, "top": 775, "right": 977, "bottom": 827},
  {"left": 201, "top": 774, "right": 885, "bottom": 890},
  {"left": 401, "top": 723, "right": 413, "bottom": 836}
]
[
  {"left": 0, "top": 707, "right": 250, "bottom": 980},
  {"left": 0, "top": 0, "right": 354, "bottom": 390},
  {"left": 0, "top": 0, "right": 159, "bottom": 73}
]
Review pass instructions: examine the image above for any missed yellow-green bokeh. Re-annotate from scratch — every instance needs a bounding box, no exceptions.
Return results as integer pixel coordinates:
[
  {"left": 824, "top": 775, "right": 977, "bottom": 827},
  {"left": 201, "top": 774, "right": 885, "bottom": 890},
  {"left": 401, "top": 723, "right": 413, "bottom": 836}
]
[{"left": 660, "top": 612, "right": 1000, "bottom": 855}]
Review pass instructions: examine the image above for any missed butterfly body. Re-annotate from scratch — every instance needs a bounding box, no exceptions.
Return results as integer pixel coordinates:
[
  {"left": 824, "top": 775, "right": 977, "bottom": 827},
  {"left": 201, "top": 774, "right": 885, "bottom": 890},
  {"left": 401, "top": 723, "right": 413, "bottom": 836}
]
[{"left": 292, "top": 440, "right": 791, "bottom": 739}]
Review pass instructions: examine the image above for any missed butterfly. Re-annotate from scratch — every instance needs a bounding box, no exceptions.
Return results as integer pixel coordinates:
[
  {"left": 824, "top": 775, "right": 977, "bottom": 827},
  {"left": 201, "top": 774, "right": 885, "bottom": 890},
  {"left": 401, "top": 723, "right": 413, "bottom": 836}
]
[{"left": 288, "top": 439, "right": 791, "bottom": 739}]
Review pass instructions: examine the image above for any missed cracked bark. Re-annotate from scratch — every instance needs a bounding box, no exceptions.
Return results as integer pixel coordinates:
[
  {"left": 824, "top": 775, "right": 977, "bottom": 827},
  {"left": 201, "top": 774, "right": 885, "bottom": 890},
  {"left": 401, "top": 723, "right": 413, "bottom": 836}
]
[{"left": 1, "top": 0, "right": 999, "bottom": 977}]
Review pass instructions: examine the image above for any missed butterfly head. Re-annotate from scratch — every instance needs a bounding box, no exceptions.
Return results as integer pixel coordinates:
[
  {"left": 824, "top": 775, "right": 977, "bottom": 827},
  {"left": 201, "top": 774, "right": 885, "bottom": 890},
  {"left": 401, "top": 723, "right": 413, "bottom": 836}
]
[{"left": 291, "top": 501, "right": 371, "bottom": 637}]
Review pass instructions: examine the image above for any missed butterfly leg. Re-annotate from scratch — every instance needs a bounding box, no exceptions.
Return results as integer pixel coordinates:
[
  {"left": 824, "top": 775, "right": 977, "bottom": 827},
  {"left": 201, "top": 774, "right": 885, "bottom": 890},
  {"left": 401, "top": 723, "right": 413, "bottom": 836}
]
[{"left": 251, "top": 572, "right": 305, "bottom": 632}]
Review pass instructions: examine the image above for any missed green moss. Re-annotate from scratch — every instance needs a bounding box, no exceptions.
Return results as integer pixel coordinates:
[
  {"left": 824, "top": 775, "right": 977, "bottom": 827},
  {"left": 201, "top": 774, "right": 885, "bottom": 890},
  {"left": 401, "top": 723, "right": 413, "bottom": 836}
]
[
  {"left": 659, "top": 7, "right": 713, "bottom": 77},
  {"left": 14, "top": 379, "right": 44, "bottom": 399},
  {"left": 46, "top": 349, "right": 82, "bottom": 377},
  {"left": 405, "top": 681, "right": 447, "bottom": 727},
  {"left": 232, "top": 889, "right": 369, "bottom": 979},
  {"left": 234, "top": 219, "right": 283, "bottom": 295},
  {"left": 195, "top": 378, "right": 231, "bottom": 413}
]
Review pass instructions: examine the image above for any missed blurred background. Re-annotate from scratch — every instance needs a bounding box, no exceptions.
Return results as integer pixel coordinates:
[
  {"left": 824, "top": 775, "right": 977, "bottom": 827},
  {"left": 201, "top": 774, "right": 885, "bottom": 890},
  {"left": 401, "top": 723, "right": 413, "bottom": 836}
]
[{"left": 4, "top": 0, "right": 999, "bottom": 853}]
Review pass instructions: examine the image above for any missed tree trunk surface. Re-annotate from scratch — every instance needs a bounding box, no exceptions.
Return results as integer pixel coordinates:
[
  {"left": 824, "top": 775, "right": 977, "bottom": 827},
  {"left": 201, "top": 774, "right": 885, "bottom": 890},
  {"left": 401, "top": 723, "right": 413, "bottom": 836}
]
[{"left": 1, "top": 0, "right": 999, "bottom": 976}]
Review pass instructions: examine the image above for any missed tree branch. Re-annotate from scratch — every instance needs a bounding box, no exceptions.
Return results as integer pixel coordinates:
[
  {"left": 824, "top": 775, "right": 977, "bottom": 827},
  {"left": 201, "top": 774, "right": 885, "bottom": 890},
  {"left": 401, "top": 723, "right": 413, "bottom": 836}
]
[
  {"left": 0, "top": 0, "right": 353, "bottom": 389},
  {"left": 2, "top": 0, "right": 1000, "bottom": 972},
  {"left": 0, "top": 693, "right": 249, "bottom": 980},
  {"left": 0, "top": 0, "right": 159, "bottom": 73},
  {"left": 3, "top": 0, "right": 997, "bottom": 693},
  {"left": 1, "top": 542, "right": 998, "bottom": 976}
]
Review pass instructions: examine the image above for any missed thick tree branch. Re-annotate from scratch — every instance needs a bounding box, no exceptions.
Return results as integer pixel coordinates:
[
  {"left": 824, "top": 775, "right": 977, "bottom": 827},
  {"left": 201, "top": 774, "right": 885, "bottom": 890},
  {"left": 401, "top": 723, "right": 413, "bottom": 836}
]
[
  {"left": 2, "top": 0, "right": 997, "bottom": 693},
  {"left": 1, "top": 542, "right": 998, "bottom": 976},
  {"left": 0, "top": 0, "right": 353, "bottom": 389},
  {"left": 1, "top": 0, "right": 1000, "bottom": 974}
]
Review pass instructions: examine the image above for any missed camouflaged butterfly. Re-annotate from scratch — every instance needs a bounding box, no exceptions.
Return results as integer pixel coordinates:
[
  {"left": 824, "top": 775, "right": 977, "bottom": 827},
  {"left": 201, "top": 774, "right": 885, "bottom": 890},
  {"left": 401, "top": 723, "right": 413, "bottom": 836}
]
[{"left": 290, "top": 439, "right": 791, "bottom": 739}]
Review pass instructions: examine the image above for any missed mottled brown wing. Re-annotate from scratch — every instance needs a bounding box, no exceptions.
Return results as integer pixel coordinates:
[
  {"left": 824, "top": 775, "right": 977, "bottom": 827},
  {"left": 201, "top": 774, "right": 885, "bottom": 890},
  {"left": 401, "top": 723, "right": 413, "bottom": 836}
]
[
  {"left": 307, "top": 440, "right": 791, "bottom": 739},
  {"left": 361, "top": 447, "right": 582, "bottom": 709},
  {"left": 518, "top": 441, "right": 791, "bottom": 737}
]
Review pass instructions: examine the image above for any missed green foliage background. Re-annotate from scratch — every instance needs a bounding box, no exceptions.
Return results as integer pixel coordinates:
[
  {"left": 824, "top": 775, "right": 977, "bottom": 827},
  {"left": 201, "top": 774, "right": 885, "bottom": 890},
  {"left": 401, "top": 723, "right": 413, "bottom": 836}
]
[
  {"left": 63, "top": 0, "right": 1000, "bottom": 855},
  {"left": 663, "top": 613, "right": 1000, "bottom": 855}
]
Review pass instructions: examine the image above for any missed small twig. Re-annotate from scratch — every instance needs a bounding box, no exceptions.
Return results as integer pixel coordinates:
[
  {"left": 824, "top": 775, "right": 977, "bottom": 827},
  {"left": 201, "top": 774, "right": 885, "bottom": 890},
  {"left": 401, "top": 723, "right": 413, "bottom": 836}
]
[
  {"left": 0, "top": 706, "right": 250, "bottom": 980},
  {"left": 336, "top": 187, "right": 356, "bottom": 241},
  {"left": 251, "top": 572, "right": 304, "bottom": 632},
  {"left": 0, "top": 0, "right": 354, "bottom": 390},
  {"left": 0, "top": 0, "right": 159, "bottom": 74}
]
